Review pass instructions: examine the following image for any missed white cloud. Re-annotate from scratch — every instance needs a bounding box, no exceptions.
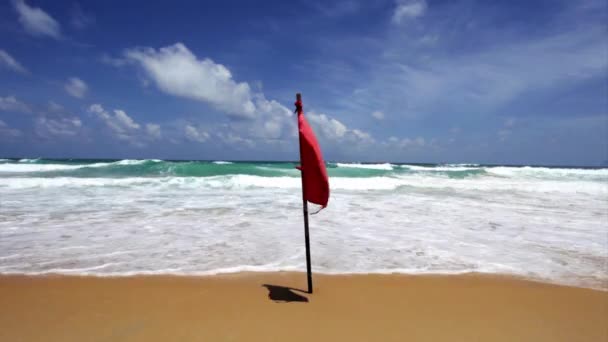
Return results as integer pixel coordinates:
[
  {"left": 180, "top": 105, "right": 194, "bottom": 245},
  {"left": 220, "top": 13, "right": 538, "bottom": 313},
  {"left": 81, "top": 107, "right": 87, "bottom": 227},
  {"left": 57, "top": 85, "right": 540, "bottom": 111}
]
[
  {"left": 113, "top": 110, "right": 140, "bottom": 130},
  {"left": 392, "top": 0, "right": 427, "bottom": 24},
  {"left": 125, "top": 43, "right": 256, "bottom": 118},
  {"left": 307, "top": 113, "right": 348, "bottom": 139},
  {"left": 371, "top": 110, "right": 384, "bottom": 120},
  {"left": 146, "top": 123, "right": 161, "bottom": 140},
  {"left": 351, "top": 129, "right": 374, "bottom": 143},
  {"left": 12, "top": 0, "right": 61, "bottom": 39},
  {"left": 89, "top": 104, "right": 139, "bottom": 141},
  {"left": 88, "top": 104, "right": 160, "bottom": 145},
  {"left": 248, "top": 94, "right": 294, "bottom": 140},
  {"left": 185, "top": 124, "right": 210, "bottom": 143},
  {"left": 122, "top": 42, "right": 389, "bottom": 150},
  {"left": 88, "top": 104, "right": 103, "bottom": 114},
  {"left": 0, "top": 50, "right": 28, "bottom": 74},
  {"left": 65, "top": 77, "right": 88, "bottom": 98},
  {"left": 120, "top": 43, "right": 298, "bottom": 146},
  {"left": 355, "top": 27, "right": 608, "bottom": 120},
  {"left": 0, "top": 120, "right": 22, "bottom": 139},
  {"left": 35, "top": 116, "right": 82, "bottom": 137},
  {"left": 0, "top": 95, "right": 31, "bottom": 113},
  {"left": 307, "top": 112, "right": 376, "bottom": 145}
]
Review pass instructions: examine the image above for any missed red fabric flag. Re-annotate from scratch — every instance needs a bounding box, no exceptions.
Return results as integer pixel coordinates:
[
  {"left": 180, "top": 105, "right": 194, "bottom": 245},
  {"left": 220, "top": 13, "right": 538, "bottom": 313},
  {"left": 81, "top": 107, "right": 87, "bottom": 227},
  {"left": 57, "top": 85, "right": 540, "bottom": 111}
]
[{"left": 295, "top": 99, "right": 330, "bottom": 208}]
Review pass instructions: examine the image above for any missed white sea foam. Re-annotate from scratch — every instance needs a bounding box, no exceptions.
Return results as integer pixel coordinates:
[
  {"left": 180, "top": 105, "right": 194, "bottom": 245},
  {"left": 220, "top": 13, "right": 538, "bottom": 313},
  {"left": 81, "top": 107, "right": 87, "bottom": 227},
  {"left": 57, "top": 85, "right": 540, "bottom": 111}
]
[
  {"left": 487, "top": 166, "right": 608, "bottom": 180},
  {"left": 336, "top": 163, "right": 394, "bottom": 170},
  {"left": 1, "top": 164, "right": 606, "bottom": 290},
  {"left": 0, "top": 159, "right": 159, "bottom": 173},
  {"left": 444, "top": 163, "right": 481, "bottom": 167},
  {"left": 0, "top": 164, "right": 86, "bottom": 172},
  {"left": 212, "top": 161, "right": 233, "bottom": 164},
  {"left": 0, "top": 174, "right": 604, "bottom": 195},
  {"left": 115, "top": 159, "right": 153, "bottom": 165},
  {"left": 403, "top": 165, "right": 481, "bottom": 171}
]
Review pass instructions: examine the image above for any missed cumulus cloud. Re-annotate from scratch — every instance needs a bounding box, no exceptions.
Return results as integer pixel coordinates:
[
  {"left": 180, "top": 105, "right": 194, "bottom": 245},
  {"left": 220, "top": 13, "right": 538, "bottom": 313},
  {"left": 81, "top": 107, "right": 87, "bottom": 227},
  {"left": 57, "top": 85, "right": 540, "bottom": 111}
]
[
  {"left": 125, "top": 43, "right": 256, "bottom": 118},
  {"left": 113, "top": 110, "right": 139, "bottom": 130},
  {"left": 307, "top": 112, "right": 375, "bottom": 145},
  {"left": 392, "top": 0, "right": 427, "bottom": 24},
  {"left": 308, "top": 113, "right": 347, "bottom": 139},
  {"left": 248, "top": 94, "right": 294, "bottom": 139},
  {"left": 64, "top": 77, "right": 88, "bottom": 98},
  {"left": 0, "top": 50, "right": 28, "bottom": 74},
  {"left": 119, "top": 42, "right": 404, "bottom": 151},
  {"left": 35, "top": 116, "right": 82, "bottom": 138},
  {"left": 120, "top": 42, "right": 300, "bottom": 147},
  {"left": 0, "top": 95, "right": 32, "bottom": 113},
  {"left": 88, "top": 104, "right": 160, "bottom": 146},
  {"left": 12, "top": 0, "right": 61, "bottom": 39},
  {"left": 30, "top": 101, "right": 84, "bottom": 138},
  {"left": 89, "top": 104, "right": 138, "bottom": 139},
  {"left": 371, "top": 110, "right": 384, "bottom": 120},
  {"left": 184, "top": 124, "right": 209, "bottom": 143}
]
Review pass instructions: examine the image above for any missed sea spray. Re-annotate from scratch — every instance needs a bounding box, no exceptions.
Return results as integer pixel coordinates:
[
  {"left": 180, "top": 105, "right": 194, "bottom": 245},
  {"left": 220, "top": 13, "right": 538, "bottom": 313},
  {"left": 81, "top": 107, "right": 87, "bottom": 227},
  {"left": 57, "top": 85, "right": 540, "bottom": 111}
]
[{"left": 0, "top": 159, "right": 606, "bottom": 289}]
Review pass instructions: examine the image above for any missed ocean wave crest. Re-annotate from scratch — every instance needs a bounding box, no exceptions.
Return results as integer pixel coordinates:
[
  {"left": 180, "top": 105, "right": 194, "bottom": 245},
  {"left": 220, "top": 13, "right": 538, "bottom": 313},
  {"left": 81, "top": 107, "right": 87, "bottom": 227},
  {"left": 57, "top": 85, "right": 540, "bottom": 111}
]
[{"left": 335, "top": 163, "right": 394, "bottom": 170}]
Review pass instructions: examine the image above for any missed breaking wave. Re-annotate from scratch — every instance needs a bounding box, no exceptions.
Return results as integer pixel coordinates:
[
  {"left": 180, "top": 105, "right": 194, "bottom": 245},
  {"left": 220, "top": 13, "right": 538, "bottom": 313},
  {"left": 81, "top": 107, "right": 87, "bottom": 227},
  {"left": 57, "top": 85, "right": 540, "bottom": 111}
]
[{"left": 1, "top": 158, "right": 606, "bottom": 290}]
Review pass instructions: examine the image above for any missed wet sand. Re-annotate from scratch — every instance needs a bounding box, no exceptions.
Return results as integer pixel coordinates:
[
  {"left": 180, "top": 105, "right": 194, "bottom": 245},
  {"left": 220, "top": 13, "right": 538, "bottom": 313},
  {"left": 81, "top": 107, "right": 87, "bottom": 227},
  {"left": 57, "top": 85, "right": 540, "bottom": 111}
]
[{"left": 0, "top": 272, "right": 606, "bottom": 341}]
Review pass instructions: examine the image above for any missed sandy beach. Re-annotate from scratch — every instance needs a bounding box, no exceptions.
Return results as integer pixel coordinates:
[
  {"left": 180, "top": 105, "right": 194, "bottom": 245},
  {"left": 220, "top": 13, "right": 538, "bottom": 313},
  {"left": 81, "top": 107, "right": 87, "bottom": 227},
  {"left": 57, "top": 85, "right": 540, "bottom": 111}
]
[{"left": 0, "top": 272, "right": 606, "bottom": 341}]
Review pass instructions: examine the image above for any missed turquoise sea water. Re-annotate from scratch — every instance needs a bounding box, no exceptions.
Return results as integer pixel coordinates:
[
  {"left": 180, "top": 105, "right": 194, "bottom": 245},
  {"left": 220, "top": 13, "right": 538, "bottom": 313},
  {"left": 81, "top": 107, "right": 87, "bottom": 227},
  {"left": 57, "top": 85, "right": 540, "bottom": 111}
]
[
  {"left": 0, "top": 158, "right": 606, "bottom": 289},
  {"left": 0, "top": 158, "right": 605, "bottom": 180}
]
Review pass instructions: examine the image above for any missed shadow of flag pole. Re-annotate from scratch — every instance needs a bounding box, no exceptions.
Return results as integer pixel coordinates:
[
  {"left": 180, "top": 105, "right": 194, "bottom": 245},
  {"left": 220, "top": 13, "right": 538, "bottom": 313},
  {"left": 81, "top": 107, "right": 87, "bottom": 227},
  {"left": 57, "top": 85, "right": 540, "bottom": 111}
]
[{"left": 294, "top": 92, "right": 331, "bottom": 294}]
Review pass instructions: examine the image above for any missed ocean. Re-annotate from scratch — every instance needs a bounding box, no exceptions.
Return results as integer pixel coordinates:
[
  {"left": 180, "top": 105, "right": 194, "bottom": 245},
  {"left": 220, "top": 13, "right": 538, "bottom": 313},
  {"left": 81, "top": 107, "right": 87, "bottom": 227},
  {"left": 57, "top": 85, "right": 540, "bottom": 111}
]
[{"left": 0, "top": 158, "right": 606, "bottom": 289}]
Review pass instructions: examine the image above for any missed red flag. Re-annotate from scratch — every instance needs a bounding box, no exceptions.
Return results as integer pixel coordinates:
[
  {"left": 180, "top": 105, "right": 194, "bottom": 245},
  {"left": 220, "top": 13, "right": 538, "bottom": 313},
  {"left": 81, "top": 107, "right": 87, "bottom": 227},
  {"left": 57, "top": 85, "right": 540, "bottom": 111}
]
[{"left": 295, "top": 98, "right": 330, "bottom": 208}]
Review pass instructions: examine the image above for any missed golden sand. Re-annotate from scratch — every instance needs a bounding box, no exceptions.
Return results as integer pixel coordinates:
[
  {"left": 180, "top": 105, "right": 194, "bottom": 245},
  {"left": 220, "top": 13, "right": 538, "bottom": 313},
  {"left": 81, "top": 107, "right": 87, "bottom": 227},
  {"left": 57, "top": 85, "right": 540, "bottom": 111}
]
[{"left": 0, "top": 273, "right": 606, "bottom": 341}]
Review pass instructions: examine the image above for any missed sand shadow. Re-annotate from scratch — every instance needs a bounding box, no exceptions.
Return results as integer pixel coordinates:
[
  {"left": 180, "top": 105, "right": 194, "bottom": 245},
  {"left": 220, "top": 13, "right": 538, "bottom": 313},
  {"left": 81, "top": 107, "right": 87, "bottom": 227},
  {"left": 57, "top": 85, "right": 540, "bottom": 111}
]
[{"left": 262, "top": 284, "right": 309, "bottom": 303}]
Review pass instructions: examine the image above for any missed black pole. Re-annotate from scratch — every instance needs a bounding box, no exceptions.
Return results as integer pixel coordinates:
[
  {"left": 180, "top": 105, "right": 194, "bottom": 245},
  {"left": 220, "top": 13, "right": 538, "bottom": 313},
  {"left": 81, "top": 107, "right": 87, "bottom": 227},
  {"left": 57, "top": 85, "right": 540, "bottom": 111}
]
[
  {"left": 296, "top": 93, "right": 313, "bottom": 294},
  {"left": 302, "top": 186, "right": 313, "bottom": 294}
]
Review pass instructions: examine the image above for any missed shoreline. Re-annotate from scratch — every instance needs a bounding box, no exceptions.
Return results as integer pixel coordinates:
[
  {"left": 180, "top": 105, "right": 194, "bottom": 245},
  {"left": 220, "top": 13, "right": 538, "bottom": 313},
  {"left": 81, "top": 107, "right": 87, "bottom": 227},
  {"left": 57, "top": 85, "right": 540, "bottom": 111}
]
[
  {"left": 1, "top": 272, "right": 606, "bottom": 341},
  {"left": 1, "top": 270, "right": 605, "bottom": 291}
]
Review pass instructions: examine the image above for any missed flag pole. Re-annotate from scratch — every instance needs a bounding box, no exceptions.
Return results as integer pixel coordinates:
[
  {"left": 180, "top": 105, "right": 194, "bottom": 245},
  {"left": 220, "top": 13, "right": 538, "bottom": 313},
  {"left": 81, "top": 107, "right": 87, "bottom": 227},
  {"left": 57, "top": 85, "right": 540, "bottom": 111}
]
[{"left": 296, "top": 93, "right": 313, "bottom": 294}]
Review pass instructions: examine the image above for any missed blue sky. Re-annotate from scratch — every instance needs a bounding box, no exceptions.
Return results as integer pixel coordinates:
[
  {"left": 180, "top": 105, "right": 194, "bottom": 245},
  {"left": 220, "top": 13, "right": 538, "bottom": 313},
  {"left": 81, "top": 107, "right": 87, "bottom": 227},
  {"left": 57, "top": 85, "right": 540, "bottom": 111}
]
[{"left": 0, "top": 0, "right": 606, "bottom": 165}]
